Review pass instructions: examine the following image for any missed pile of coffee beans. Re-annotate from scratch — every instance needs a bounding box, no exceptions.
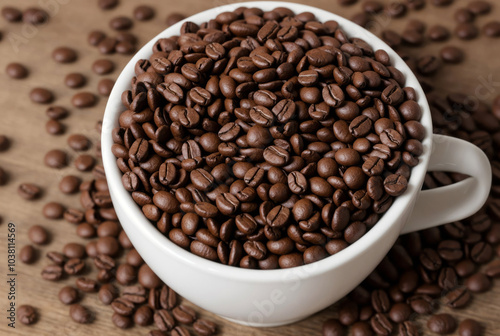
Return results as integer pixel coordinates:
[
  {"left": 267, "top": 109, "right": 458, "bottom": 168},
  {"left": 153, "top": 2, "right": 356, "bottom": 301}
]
[{"left": 112, "top": 7, "right": 425, "bottom": 269}]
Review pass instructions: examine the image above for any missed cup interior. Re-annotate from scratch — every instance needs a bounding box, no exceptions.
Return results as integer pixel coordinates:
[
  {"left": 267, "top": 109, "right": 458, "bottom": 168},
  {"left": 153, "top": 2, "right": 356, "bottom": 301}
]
[{"left": 101, "top": 1, "right": 433, "bottom": 282}]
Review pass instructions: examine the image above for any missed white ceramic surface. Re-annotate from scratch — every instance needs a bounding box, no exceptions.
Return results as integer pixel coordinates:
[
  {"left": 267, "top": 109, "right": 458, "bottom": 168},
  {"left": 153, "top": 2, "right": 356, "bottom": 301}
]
[{"left": 101, "top": 1, "right": 492, "bottom": 327}]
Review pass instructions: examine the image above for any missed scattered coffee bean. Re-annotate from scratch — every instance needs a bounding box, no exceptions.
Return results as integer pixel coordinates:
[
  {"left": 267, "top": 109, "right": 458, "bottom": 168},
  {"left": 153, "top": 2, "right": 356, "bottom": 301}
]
[
  {"left": 455, "top": 23, "right": 479, "bottom": 40},
  {"left": 44, "top": 149, "right": 68, "bottom": 169},
  {"left": 46, "top": 119, "right": 65, "bottom": 135},
  {"left": 166, "top": 13, "right": 186, "bottom": 26},
  {"left": 23, "top": 7, "right": 48, "bottom": 25},
  {"left": 72, "top": 92, "right": 97, "bottom": 108},
  {"left": 483, "top": 21, "right": 500, "bottom": 38},
  {"left": 93, "top": 59, "right": 115, "bottom": 75},
  {"left": 110, "top": 16, "right": 133, "bottom": 30},
  {"left": 98, "top": 78, "right": 115, "bottom": 96},
  {"left": 46, "top": 106, "right": 69, "bottom": 120},
  {"left": 20, "top": 245, "right": 37, "bottom": 264},
  {"left": 467, "top": 1, "right": 491, "bottom": 15},
  {"left": 18, "top": 183, "right": 41, "bottom": 200},
  {"left": 74, "top": 154, "right": 96, "bottom": 171},
  {"left": 427, "top": 313, "right": 457, "bottom": 334},
  {"left": 69, "top": 304, "right": 93, "bottom": 324},
  {"left": 440, "top": 46, "right": 464, "bottom": 64},
  {"left": 134, "top": 5, "right": 155, "bottom": 21},
  {"left": 466, "top": 272, "right": 491, "bottom": 292},
  {"left": 428, "top": 25, "right": 450, "bottom": 41},
  {"left": 98, "top": 0, "right": 119, "bottom": 10},
  {"left": 52, "top": 47, "right": 78, "bottom": 63},
  {"left": 2, "top": 6, "right": 22, "bottom": 22},
  {"left": 59, "top": 286, "right": 80, "bottom": 305},
  {"left": 18, "top": 305, "right": 37, "bottom": 325},
  {"left": 458, "top": 318, "right": 482, "bottom": 336},
  {"left": 68, "top": 134, "right": 91, "bottom": 151},
  {"left": 65, "top": 73, "right": 86, "bottom": 89},
  {"left": 30, "top": 88, "right": 54, "bottom": 104},
  {"left": 6, "top": 63, "right": 28, "bottom": 79},
  {"left": 28, "top": 225, "right": 49, "bottom": 245}
]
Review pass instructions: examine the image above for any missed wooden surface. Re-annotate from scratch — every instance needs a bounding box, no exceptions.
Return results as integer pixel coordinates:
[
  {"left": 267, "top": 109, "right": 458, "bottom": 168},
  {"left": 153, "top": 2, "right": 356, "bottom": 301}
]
[{"left": 0, "top": 0, "right": 499, "bottom": 335}]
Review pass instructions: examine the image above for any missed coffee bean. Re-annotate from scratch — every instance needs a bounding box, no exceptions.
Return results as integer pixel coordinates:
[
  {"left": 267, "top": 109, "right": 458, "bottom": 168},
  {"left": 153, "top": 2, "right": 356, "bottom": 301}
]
[
  {"left": 72, "top": 92, "right": 97, "bottom": 108},
  {"left": 428, "top": 25, "right": 450, "bottom": 41},
  {"left": 6, "top": 63, "right": 28, "bottom": 79},
  {"left": 483, "top": 21, "right": 500, "bottom": 37},
  {"left": 166, "top": 13, "right": 186, "bottom": 26},
  {"left": 44, "top": 149, "right": 68, "bottom": 169},
  {"left": 134, "top": 5, "right": 155, "bottom": 21},
  {"left": 110, "top": 16, "right": 133, "bottom": 30},
  {"left": 20, "top": 245, "right": 37, "bottom": 264},
  {"left": 371, "top": 290, "right": 390, "bottom": 313},
  {"left": 466, "top": 272, "right": 491, "bottom": 292},
  {"left": 154, "top": 309, "right": 176, "bottom": 331},
  {"left": 138, "top": 264, "right": 162, "bottom": 289},
  {"left": 18, "top": 305, "right": 37, "bottom": 325},
  {"left": 98, "top": 0, "right": 119, "bottom": 10},
  {"left": 70, "top": 304, "right": 93, "bottom": 324},
  {"left": 65, "top": 258, "right": 86, "bottom": 275},
  {"left": 427, "top": 313, "right": 457, "bottom": 334},
  {"left": 458, "top": 319, "right": 482, "bottom": 336},
  {"left": 28, "top": 225, "right": 49, "bottom": 245},
  {"left": 30, "top": 88, "right": 54, "bottom": 104},
  {"left": 444, "top": 287, "right": 471, "bottom": 308},
  {"left": 455, "top": 23, "right": 479, "bottom": 40},
  {"left": 52, "top": 47, "right": 77, "bottom": 63},
  {"left": 440, "top": 46, "right": 464, "bottom": 64},
  {"left": 58, "top": 286, "right": 80, "bottom": 305},
  {"left": 371, "top": 313, "right": 393, "bottom": 335},
  {"left": 23, "top": 8, "right": 48, "bottom": 25},
  {"left": 93, "top": 59, "right": 115, "bottom": 75},
  {"left": 99, "top": 284, "right": 118, "bottom": 305},
  {"left": 193, "top": 319, "right": 217, "bottom": 336},
  {"left": 75, "top": 154, "right": 96, "bottom": 171},
  {"left": 42, "top": 264, "right": 63, "bottom": 281},
  {"left": 64, "top": 73, "right": 86, "bottom": 89},
  {"left": 2, "top": 7, "right": 22, "bottom": 22}
]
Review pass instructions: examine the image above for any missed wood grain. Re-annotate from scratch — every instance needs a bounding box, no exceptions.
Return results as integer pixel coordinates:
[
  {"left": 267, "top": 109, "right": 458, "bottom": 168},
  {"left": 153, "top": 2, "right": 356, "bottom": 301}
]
[{"left": 0, "top": 0, "right": 499, "bottom": 335}]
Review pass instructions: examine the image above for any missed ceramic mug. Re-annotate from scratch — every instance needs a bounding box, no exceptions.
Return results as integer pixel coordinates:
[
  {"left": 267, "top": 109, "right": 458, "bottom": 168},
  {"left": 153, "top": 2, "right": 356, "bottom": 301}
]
[{"left": 101, "top": 1, "right": 492, "bottom": 327}]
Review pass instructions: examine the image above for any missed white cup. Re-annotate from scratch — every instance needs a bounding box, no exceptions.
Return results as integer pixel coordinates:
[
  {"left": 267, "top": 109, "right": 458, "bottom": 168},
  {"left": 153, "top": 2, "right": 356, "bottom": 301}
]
[{"left": 101, "top": 1, "right": 492, "bottom": 327}]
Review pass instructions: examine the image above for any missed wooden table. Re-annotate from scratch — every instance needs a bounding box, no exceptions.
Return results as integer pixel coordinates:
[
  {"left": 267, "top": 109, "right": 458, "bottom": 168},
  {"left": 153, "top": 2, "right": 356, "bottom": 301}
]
[{"left": 0, "top": 0, "right": 499, "bottom": 335}]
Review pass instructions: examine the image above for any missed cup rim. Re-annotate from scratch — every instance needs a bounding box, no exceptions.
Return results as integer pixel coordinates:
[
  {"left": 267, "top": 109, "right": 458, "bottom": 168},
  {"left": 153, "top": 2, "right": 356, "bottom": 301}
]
[{"left": 101, "top": 1, "right": 433, "bottom": 282}]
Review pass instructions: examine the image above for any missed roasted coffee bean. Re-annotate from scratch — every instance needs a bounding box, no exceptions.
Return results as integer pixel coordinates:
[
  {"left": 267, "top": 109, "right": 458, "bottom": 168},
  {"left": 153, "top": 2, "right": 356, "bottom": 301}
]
[
  {"left": 30, "top": 87, "right": 54, "bottom": 104},
  {"left": 466, "top": 272, "right": 491, "bottom": 292},
  {"left": 76, "top": 277, "right": 99, "bottom": 293},
  {"left": 99, "top": 284, "right": 118, "bottom": 305},
  {"left": 72, "top": 92, "right": 97, "bottom": 108},
  {"left": 193, "top": 319, "right": 217, "bottom": 336},
  {"left": 18, "top": 305, "right": 37, "bottom": 325},
  {"left": 28, "top": 225, "right": 49, "bottom": 245},
  {"left": 52, "top": 47, "right": 77, "bottom": 63},
  {"left": 59, "top": 286, "right": 80, "bottom": 305},
  {"left": 134, "top": 5, "right": 155, "bottom": 21},
  {"left": 70, "top": 304, "right": 93, "bottom": 324},
  {"left": 458, "top": 319, "right": 482, "bottom": 336},
  {"left": 427, "top": 314, "right": 457, "bottom": 334},
  {"left": 2, "top": 7, "right": 22, "bottom": 22},
  {"left": 443, "top": 287, "right": 471, "bottom": 308},
  {"left": 154, "top": 309, "right": 176, "bottom": 331},
  {"left": 6, "top": 63, "right": 28, "bottom": 79}
]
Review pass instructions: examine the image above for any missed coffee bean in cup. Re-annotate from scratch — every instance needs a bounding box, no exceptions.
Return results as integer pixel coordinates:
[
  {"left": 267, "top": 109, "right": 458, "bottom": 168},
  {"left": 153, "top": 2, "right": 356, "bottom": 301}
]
[{"left": 112, "top": 7, "right": 425, "bottom": 269}]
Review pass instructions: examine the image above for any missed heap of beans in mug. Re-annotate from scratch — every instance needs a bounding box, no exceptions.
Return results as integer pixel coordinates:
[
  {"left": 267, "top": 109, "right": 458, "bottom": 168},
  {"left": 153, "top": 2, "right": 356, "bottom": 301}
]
[{"left": 112, "top": 6, "right": 425, "bottom": 269}]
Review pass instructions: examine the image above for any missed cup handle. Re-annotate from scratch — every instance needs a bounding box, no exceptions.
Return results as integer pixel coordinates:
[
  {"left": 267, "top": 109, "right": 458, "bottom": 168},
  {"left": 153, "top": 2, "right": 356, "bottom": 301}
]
[{"left": 401, "top": 134, "right": 491, "bottom": 234}]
